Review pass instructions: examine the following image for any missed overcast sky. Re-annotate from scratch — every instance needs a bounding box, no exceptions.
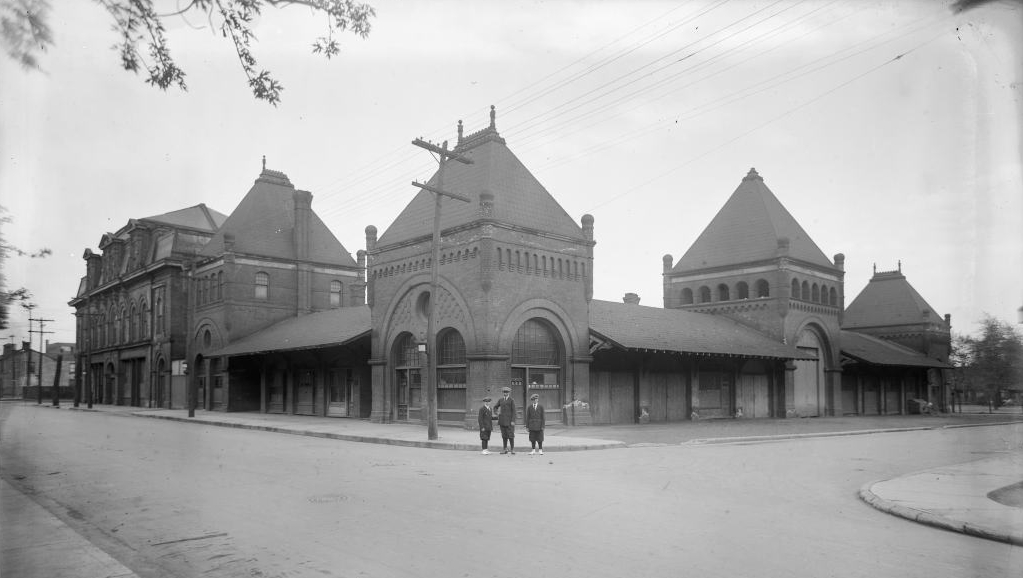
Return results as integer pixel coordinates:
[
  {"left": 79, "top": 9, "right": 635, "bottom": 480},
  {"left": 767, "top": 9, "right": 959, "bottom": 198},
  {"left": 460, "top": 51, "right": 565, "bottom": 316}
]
[{"left": 1, "top": 0, "right": 1020, "bottom": 346}]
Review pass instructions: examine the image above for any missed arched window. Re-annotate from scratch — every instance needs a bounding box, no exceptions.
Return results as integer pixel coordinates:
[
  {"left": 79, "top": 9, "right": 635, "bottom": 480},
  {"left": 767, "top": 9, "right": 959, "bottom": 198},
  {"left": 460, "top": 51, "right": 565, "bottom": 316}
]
[
  {"left": 139, "top": 299, "right": 148, "bottom": 339},
  {"left": 217, "top": 271, "right": 224, "bottom": 300},
  {"left": 829, "top": 287, "right": 838, "bottom": 306},
  {"left": 129, "top": 304, "right": 138, "bottom": 341},
  {"left": 155, "top": 294, "right": 163, "bottom": 334},
  {"left": 801, "top": 281, "right": 810, "bottom": 301},
  {"left": 699, "top": 286, "right": 712, "bottom": 303},
  {"left": 756, "top": 279, "right": 770, "bottom": 298},
  {"left": 681, "top": 288, "right": 694, "bottom": 305},
  {"left": 393, "top": 333, "right": 422, "bottom": 421},
  {"left": 811, "top": 283, "right": 820, "bottom": 303},
  {"left": 108, "top": 306, "right": 116, "bottom": 345},
  {"left": 791, "top": 279, "right": 800, "bottom": 300},
  {"left": 737, "top": 281, "right": 749, "bottom": 300},
  {"left": 203, "top": 329, "right": 212, "bottom": 349},
  {"left": 717, "top": 283, "right": 730, "bottom": 302},
  {"left": 330, "top": 280, "right": 343, "bottom": 307},
  {"left": 120, "top": 307, "right": 128, "bottom": 343},
  {"left": 255, "top": 272, "right": 269, "bottom": 299},
  {"left": 513, "top": 320, "right": 559, "bottom": 366}
]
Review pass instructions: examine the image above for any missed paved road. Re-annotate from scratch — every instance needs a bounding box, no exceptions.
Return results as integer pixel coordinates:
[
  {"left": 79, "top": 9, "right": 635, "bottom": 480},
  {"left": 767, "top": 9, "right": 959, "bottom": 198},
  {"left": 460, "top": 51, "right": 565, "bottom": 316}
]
[{"left": 2, "top": 404, "right": 1020, "bottom": 578}]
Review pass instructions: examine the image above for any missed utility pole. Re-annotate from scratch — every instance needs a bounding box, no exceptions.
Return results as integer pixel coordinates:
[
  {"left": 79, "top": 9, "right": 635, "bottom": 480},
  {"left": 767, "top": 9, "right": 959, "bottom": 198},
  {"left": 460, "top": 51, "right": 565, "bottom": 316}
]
[
  {"left": 28, "top": 316, "right": 54, "bottom": 404},
  {"left": 411, "top": 137, "right": 473, "bottom": 440}
]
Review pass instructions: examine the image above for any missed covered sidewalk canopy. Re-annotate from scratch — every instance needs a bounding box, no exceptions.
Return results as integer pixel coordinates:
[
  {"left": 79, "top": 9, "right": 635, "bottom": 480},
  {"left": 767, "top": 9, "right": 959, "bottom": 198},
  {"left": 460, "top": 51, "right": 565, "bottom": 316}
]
[
  {"left": 209, "top": 306, "right": 371, "bottom": 358},
  {"left": 589, "top": 300, "right": 815, "bottom": 360}
]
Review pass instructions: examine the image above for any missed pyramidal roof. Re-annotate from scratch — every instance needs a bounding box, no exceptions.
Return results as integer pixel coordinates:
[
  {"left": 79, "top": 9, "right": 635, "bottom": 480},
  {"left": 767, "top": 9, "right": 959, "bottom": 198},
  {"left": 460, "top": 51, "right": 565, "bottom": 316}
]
[
  {"left": 377, "top": 109, "right": 583, "bottom": 247},
  {"left": 672, "top": 168, "right": 833, "bottom": 273},
  {"left": 142, "top": 204, "right": 227, "bottom": 232},
  {"left": 843, "top": 265, "right": 944, "bottom": 329},
  {"left": 199, "top": 167, "right": 356, "bottom": 266}
]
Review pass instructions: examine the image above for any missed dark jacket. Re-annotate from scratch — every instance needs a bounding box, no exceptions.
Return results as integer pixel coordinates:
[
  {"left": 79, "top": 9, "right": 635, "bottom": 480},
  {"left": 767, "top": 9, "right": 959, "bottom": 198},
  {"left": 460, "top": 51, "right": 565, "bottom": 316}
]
[
  {"left": 478, "top": 405, "right": 494, "bottom": 432},
  {"left": 526, "top": 403, "right": 545, "bottom": 431},
  {"left": 495, "top": 395, "right": 516, "bottom": 427}
]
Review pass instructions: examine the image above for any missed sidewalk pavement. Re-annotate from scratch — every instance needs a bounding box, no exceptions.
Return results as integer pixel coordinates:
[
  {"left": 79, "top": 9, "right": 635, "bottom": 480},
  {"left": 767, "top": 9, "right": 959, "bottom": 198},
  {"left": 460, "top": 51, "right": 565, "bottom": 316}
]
[
  {"left": 2, "top": 401, "right": 1020, "bottom": 578},
  {"left": 1, "top": 478, "right": 140, "bottom": 578},
  {"left": 861, "top": 453, "right": 1023, "bottom": 547}
]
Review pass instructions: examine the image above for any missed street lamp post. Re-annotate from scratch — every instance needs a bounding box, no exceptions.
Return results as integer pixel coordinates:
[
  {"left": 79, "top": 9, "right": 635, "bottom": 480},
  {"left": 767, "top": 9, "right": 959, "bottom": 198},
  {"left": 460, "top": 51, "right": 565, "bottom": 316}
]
[{"left": 411, "top": 137, "right": 473, "bottom": 440}]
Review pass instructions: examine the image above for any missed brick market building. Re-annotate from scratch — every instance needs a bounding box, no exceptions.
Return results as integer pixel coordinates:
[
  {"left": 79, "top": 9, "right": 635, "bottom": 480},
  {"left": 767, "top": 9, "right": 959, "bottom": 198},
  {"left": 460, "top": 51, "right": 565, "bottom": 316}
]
[
  {"left": 185, "top": 163, "right": 367, "bottom": 416},
  {"left": 70, "top": 109, "right": 951, "bottom": 424}
]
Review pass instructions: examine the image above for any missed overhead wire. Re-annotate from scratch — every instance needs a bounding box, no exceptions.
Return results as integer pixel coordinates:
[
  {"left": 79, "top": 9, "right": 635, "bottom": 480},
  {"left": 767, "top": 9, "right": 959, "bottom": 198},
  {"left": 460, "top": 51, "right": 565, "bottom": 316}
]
[{"left": 583, "top": 21, "right": 955, "bottom": 214}]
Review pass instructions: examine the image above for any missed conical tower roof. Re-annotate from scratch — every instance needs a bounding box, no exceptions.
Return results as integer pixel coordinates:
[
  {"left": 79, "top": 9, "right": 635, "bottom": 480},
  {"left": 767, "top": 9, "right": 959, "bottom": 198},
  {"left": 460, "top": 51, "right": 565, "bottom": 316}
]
[
  {"left": 200, "top": 167, "right": 356, "bottom": 266},
  {"left": 844, "top": 265, "right": 943, "bottom": 329},
  {"left": 672, "top": 168, "right": 833, "bottom": 273},
  {"left": 377, "top": 111, "right": 583, "bottom": 247}
]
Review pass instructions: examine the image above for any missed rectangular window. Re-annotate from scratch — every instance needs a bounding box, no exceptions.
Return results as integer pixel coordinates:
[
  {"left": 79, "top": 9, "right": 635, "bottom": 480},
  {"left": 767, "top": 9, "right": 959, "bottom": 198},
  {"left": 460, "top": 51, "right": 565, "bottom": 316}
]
[{"left": 255, "top": 272, "right": 269, "bottom": 299}]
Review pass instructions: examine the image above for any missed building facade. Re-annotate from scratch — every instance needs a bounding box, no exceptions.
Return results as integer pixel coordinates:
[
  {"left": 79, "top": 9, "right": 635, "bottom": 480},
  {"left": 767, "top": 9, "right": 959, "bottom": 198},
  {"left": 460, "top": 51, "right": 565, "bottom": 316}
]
[
  {"left": 1, "top": 341, "right": 77, "bottom": 399},
  {"left": 185, "top": 165, "right": 366, "bottom": 416},
  {"left": 366, "top": 113, "right": 595, "bottom": 427},
  {"left": 70, "top": 205, "right": 227, "bottom": 408}
]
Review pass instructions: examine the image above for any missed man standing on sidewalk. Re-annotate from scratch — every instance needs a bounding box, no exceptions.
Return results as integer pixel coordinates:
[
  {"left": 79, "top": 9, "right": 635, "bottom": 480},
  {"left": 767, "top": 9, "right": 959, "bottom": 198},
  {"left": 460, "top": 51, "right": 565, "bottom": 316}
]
[
  {"left": 495, "top": 386, "right": 516, "bottom": 454},
  {"left": 526, "top": 393, "right": 545, "bottom": 455},
  {"left": 478, "top": 396, "right": 495, "bottom": 454}
]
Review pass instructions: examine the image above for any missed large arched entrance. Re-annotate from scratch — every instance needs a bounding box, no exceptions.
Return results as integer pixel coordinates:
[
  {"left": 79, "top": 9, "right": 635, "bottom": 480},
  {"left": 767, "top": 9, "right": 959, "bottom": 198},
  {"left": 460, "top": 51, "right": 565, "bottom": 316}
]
[
  {"left": 510, "top": 319, "right": 564, "bottom": 425},
  {"left": 793, "top": 327, "right": 828, "bottom": 417}
]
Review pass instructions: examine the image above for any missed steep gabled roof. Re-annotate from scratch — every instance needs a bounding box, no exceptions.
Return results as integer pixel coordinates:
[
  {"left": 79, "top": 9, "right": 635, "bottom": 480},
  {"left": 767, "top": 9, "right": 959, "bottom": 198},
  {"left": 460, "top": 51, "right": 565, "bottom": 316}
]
[
  {"left": 377, "top": 120, "right": 583, "bottom": 247},
  {"left": 841, "top": 330, "right": 949, "bottom": 368},
  {"left": 589, "top": 300, "right": 813, "bottom": 360},
  {"left": 210, "top": 306, "right": 370, "bottom": 357},
  {"left": 142, "top": 204, "right": 227, "bottom": 232},
  {"left": 672, "top": 168, "right": 834, "bottom": 273},
  {"left": 199, "top": 168, "right": 356, "bottom": 266},
  {"left": 843, "top": 267, "right": 944, "bottom": 329}
]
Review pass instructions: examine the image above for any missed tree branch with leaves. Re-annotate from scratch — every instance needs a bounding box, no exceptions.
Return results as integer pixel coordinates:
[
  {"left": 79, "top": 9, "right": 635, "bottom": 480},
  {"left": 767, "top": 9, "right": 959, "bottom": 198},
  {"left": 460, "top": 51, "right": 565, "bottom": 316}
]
[{"left": 1, "top": 0, "right": 375, "bottom": 105}]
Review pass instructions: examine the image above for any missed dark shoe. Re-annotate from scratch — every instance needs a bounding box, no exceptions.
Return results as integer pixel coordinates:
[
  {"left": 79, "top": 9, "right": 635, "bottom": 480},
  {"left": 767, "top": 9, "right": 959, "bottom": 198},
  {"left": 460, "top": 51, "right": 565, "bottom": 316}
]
[{"left": 500, "top": 450, "right": 508, "bottom": 454}]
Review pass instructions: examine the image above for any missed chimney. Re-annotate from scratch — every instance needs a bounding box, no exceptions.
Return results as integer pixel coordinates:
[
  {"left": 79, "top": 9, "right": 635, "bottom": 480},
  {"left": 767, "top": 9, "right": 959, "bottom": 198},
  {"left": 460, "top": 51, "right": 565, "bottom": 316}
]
[
  {"left": 293, "top": 191, "right": 312, "bottom": 260},
  {"left": 623, "top": 293, "right": 641, "bottom": 305},
  {"left": 293, "top": 190, "right": 313, "bottom": 314}
]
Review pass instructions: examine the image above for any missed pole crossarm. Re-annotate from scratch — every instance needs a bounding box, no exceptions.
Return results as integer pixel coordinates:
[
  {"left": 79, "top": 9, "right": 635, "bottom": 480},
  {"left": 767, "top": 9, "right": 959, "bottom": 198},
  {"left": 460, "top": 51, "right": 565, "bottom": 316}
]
[
  {"left": 411, "top": 139, "right": 475, "bottom": 165},
  {"left": 411, "top": 181, "right": 472, "bottom": 204}
]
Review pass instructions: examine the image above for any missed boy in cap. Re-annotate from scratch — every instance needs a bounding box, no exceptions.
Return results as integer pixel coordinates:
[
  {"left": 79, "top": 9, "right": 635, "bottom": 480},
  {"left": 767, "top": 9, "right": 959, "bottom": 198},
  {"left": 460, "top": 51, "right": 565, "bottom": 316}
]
[
  {"left": 478, "top": 396, "right": 495, "bottom": 454},
  {"left": 526, "top": 393, "right": 545, "bottom": 455},
  {"left": 494, "top": 386, "right": 516, "bottom": 454}
]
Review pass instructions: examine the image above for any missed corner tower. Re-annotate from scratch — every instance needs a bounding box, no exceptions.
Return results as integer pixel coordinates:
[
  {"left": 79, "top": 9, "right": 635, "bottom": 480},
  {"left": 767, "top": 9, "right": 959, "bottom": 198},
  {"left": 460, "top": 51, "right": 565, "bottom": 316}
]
[
  {"left": 663, "top": 168, "right": 845, "bottom": 417},
  {"left": 368, "top": 107, "right": 595, "bottom": 427}
]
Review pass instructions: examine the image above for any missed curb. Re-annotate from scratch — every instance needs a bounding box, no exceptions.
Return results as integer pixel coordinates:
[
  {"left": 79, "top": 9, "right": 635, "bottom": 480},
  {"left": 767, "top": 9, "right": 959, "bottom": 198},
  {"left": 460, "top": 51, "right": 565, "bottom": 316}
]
[
  {"left": 858, "top": 481, "right": 1023, "bottom": 547},
  {"left": 137, "top": 412, "right": 628, "bottom": 452},
  {"left": 682, "top": 420, "right": 1023, "bottom": 446},
  {"left": 682, "top": 426, "right": 934, "bottom": 445}
]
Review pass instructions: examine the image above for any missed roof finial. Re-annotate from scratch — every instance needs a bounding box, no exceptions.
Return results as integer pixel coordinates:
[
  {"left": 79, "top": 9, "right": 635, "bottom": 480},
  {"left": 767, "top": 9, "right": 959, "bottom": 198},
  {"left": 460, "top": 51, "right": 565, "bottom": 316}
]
[
  {"left": 262, "top": 155, "right": 266, "bottom": 171},
  {"left": 898, "top": 259, "right": 902, "bottom": 272},
  {"left": 457, "top": 120, "right": 463, "bottom": 143},
  {"left": 873, "top": 263, "right": 877, "bottom": 275},
  {"left": 743, "top": 167, "right": 762, "bottom": 182},
  {"left": 490, "top": 105, "right": 496, "bottom": 129}
]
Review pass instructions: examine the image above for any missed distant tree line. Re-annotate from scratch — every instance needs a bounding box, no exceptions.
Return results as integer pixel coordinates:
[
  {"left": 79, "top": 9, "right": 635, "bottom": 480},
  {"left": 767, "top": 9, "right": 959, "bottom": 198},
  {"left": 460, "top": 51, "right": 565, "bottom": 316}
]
[{"left": 951, "top": 315, "right": 1023, "bottom": 407}]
